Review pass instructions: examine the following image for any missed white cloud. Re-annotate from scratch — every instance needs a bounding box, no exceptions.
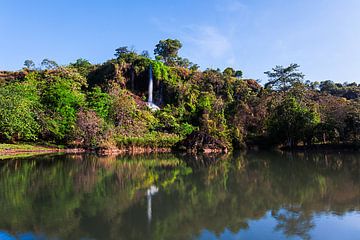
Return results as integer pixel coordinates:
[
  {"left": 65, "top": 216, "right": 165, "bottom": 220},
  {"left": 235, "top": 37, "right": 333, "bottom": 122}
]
[
  {"left": 182, "top": 25, "right": 232, "bottom": 58},
  {"left": 150, "top": 17, "right": 238, "bottom": 69}
]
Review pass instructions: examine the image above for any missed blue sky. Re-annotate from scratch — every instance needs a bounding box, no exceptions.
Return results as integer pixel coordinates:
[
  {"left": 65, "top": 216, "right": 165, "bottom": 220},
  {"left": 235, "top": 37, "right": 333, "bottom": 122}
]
[{"left": 1, "top": 0, "right": 360, "bottom": 83}]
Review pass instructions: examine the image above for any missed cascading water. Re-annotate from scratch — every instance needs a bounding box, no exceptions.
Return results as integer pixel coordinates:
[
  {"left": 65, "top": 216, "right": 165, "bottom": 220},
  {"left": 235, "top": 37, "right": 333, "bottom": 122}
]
[
  {"left": 147, "top": 64, "right": 160, "bottom": 111},
  {"left": 148, "top": 65, "right": 153, "bottom": 103}
]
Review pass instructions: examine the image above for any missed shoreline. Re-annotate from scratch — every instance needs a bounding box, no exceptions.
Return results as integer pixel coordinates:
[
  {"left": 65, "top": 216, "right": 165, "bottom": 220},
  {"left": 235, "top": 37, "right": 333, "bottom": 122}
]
[
  {"left": 0, "top": 144, "right": 174, "bottom": 158},
  {"left": 2, "top": 143, "right": 360, "bottom": 160}
]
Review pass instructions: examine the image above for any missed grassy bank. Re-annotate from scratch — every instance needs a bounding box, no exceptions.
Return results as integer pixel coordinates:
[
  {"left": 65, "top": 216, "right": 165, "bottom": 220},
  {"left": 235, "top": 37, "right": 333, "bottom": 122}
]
[
  {"left": 0, "top": 144, "right": 64, "bottom": 160},
  {"left": 0, "top": 143, "right": 57, "bottom": 151}
]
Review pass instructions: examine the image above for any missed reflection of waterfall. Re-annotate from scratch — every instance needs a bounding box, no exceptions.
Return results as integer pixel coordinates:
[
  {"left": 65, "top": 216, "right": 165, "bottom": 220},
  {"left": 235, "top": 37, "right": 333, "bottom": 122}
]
[
  {"left": 147, "top": 65, "right": 160, "bottom": 111},
  {"left": 147, "top": 185, "right": 159, "bottom": 222}
]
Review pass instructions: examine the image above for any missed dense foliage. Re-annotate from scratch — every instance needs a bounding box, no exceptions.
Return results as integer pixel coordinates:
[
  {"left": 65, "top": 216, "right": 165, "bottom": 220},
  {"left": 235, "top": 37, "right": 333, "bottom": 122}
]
[{"left": 1, "top": 39, "right": 360, "bottom": 149}]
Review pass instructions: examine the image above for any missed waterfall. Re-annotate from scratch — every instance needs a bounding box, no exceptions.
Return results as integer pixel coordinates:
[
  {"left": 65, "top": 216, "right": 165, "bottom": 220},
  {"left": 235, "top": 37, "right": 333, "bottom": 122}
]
[
  {"left": 147, "top": 64, "right": 160, "bottom": 111},
  {"left": 148, "top": 64, "right": 153, "bottom": 103}
]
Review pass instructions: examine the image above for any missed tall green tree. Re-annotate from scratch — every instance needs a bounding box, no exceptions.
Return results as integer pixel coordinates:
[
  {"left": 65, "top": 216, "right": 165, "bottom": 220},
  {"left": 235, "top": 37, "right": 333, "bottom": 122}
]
[
  {"left": 70, "top": 58, "right": 93, "bottom": 77},
  {"left": 41, "top": 58, "right": 59, "bottom": 70},
  {"left": 223, "top": 67, "right": 235, "bottom": 77},
  {"left": 234, "top": 70, "right": 243, "bottom": 79},
  {"left": 0, "top": 82, "right": 40, "bottom": 141},
  {"left": 87, "top": 86, "right": 111, "bottom": 120},
  {"left": 264, "top": 64, "right": 304, "bottom": 91},
  {"left": 42, "top": 77, "right": 85, "bottom": 142},
  {"left": 267, "top": 97, "right": 320, "bottom": 147},
  {"left": 115, "top": 46, "right": 132, "bottom": 58},
  {"left": 24, "top": 59, "right": 35, "bottom": 70},
  {"left": 154, "top": 39, "right": 182, "bottom": 66}
]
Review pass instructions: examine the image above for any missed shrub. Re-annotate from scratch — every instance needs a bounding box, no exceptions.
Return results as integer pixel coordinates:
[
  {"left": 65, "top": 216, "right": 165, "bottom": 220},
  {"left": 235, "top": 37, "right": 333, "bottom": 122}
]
[{"left": 73, "top": 109, "right": 103, "bottom": 147}]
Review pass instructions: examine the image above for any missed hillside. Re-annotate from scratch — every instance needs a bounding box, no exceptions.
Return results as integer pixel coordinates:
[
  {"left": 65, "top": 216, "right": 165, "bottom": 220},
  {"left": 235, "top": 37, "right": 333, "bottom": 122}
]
[{"left": 1, "top": 39, "right": 360, "bottom": 152}]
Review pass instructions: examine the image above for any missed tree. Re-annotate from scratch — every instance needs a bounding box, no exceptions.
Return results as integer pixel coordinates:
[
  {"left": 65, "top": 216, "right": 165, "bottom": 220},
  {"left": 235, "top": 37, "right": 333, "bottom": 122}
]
[
  {"left": 267, "top": 97, "right": 320, "bottom": 147},
  {"left": 74, "top": 109, "right": 102, "bottom": 147},
  {"left": 264, "top": 64, "right": 304, "bottom": 91},
  {"left": 42, "top": 77, "right": 85, "bottom": 142},
  {"left": 316, "top": 95, "right": 349, "bottom": 143},
  {"left": 24, "top": 59, "right": 35, "bottom": 70},
  {"left": 141, "top": 50, "right": 150, "bottom": 58},
  {"left": 190, "top": 64, "right": 200, "bottom": 71},
  {"left": 344, "top": 102, "right": 360, "bottom": 142},
  {"left": 114, "top": 46, "right": 131, "bottom": 58},
  {"left": 319, "top": 80, "right": 336, "bottom": 93},
  {"left": 154, "top": 39, "right": 182, "bottom": 66},
  {"left": 41, "top": 58, "right": 59, "bottom": 70},
  {"left": 70, "top": 58, "right": 93, "bottom": 77},
  {"left": 0, "top": 82, "right": 40, "bottom": 141},
  {"left": 114, "top": 46, "right": 138, "bottom": 63},
  {"left": 234, "top": 70, "right": 243, "bottom": 79},
  {"left": 176, "top": 57, "right": 193, "bottom": 68},
  {"left": 87, "top": 86, "right": 111, "bottom": 120},
  {"left": 109, "top": 89, "right": 156, "bottom": 137},
  {"left": 305, "top": 80, "right": 319, "bottom": 91},
  {"left": 223, "top": 67, "right": 235, "bottom": 77}
]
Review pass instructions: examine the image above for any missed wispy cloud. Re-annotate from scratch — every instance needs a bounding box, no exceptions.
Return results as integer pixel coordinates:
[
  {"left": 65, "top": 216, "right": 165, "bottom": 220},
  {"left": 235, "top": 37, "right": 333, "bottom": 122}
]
[
  {"left": 182, "top": 25, "right": 232, "bottom": 58},
  {"left": 150, "top": 15, "right": 238, "bottom": 69}
]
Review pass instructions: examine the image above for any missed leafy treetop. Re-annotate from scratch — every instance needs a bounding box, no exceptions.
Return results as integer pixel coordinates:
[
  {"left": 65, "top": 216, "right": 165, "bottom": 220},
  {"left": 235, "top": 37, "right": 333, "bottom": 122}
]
[{"left": 264, "top": 64, "right": 304, "bottom": 91}]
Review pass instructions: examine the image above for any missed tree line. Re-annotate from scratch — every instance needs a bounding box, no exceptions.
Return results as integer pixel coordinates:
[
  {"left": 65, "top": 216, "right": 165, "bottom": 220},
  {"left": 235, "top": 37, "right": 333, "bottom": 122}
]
[{"left": 0, "top": 38, "right": 360, "bottom": 150}]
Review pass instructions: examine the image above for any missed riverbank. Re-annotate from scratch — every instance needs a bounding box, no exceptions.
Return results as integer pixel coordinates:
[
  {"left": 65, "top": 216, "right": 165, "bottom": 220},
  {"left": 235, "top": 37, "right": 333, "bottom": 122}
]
[
  {"left": 2, "top": 142, "right": 360, "bottom": 160},
  {"left": 0, "top": 143, "right": 62, "bottom": 153},
  {"left": 0, "top": 144, "right": 82, "bottom": 159},
  {"left": 0, "top": 143, "right": 174, "bottom": 159},
  {"left": 0, "top": 144, "right": 57, "bottom": 160}
]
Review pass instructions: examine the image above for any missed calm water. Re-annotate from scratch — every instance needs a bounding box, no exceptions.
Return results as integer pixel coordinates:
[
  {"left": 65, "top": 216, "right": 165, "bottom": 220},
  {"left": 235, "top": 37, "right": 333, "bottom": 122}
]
[{"left": 0, "top": 151, "right": 360, "bottom": 240}]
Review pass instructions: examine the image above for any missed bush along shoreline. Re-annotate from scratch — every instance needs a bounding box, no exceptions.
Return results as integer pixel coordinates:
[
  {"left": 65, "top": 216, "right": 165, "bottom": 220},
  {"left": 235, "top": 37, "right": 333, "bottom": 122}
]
[{"left": 1, "top": 39, "right": 360, "bottom": 154}]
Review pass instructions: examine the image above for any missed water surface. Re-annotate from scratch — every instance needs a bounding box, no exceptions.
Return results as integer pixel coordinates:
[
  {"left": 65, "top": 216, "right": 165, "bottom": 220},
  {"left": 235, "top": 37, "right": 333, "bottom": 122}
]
[{"left": 0, "top": 151, "right": 359, "bottom": 240}]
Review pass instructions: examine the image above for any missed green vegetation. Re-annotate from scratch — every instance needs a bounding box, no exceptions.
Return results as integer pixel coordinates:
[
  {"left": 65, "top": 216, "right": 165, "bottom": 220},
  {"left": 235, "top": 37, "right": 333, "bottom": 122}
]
[
  {"left": 0, "top": 81, "right": 40, "bottom": 141},
  {"left": 115, "top": 132, "right": 181, "bottom": 149},
  {"left": 1, "top": 39, "right": 360, "bottom": 150}
]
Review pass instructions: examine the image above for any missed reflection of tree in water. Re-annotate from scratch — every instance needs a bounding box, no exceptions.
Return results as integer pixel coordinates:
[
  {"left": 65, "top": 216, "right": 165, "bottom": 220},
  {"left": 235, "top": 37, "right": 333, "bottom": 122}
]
[
  {"left": 272, "top": 208, "right": 315, "bottom": 240},
  {"left": 0, "top": 153, "right": 191, "bottom": 239},
  {"left": 0, "top": 151, "right": 359, "bottom": 239}
]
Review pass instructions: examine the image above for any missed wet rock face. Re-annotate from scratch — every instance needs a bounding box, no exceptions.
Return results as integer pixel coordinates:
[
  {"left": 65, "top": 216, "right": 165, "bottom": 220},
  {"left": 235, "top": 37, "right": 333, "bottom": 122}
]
[{"left": 175, "top": 131, "right": 228, "bottom": 154}]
